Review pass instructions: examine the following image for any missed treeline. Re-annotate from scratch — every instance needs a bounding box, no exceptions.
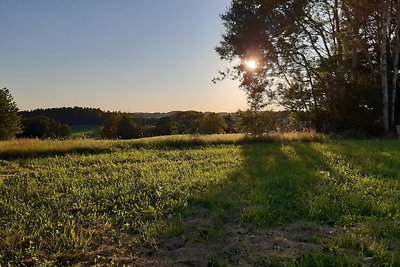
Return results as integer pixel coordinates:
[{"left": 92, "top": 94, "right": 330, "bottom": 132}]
[
  {"left": 98, "top": 110, "right": 306, "bottom": 139},
  {"left": 20, "top": 107, "right": 104, "bottom": 125},
  {"left": 101, "top": 111, "right": 229, "bottom": 139},
  {"left": 18, "top": 107, "right": 101, "bottom": 138},
  {"left": 17, "top": 107, "right": 299, "bottom": 139},
  {"left": 19, "top": 107, "right": 179, "bottom": 125}
]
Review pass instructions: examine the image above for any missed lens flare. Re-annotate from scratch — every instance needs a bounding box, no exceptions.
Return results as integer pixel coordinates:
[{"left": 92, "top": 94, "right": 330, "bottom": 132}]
[{"left": 245, "top": 60, "right": 257, "bottom": 70}]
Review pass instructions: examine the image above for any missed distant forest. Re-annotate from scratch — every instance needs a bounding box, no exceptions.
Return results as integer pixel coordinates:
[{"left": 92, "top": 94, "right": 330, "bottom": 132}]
[
  {"left": 19, "top": 107, "right": 185, "bottom": 125},
  {"left": 18, "top": 107, "right": 296, "bottom": 139},
  {"left": 20, "top": 107, "right": 107, "bottom": 125}
]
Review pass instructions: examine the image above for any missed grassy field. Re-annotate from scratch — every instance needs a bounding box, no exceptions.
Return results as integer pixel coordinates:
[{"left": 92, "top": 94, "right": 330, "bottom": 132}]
[
  {"left": 1, "top": 134, "right": 400, "bottom": 266},
  {"left": 70, "top": 125, "right": 101, "bottom": 139}
]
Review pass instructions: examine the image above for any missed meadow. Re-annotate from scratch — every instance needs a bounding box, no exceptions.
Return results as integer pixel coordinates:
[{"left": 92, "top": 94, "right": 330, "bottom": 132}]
[
  {"left": 1, "top": 134, "right": 400, "bottom": 266},
  {"left": 70, "top": 125, "right": 101, "bottom": 139}
]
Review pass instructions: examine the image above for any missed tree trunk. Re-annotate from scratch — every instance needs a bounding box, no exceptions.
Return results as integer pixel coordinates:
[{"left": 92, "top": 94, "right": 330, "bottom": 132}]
[
  {"left": 333, "top": 0, "right": 345, "bottom": 97},
  {"left": 391, "top": 2, "right": 400, "bottom": 127},
  {"left": 381, "top": 0, "right": 390, "bottom": 134}
]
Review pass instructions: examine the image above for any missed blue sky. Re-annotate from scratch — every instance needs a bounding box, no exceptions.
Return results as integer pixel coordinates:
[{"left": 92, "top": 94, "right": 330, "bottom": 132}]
[{"left": 0, "top": 0, "right": 247, "bottom": 112}]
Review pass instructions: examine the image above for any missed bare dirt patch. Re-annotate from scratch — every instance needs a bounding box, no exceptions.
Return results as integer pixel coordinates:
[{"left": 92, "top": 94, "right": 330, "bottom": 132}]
[
  {"left": 60, "top": 210, "right": 339, "bottom": 266},
  {"left": 123, "top": 220, "right": 339, "bottom": 267}
]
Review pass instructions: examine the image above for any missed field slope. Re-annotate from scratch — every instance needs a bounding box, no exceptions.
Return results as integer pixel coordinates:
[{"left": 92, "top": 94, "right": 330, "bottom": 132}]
[{"left": 1, "top": 135, "right": 400, "bottom": 266}]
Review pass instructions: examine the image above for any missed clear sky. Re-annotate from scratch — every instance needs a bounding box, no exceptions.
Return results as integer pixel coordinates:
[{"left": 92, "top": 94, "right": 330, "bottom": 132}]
[{"left": 0, "top": 0, "right": 247, "bottom": 112}]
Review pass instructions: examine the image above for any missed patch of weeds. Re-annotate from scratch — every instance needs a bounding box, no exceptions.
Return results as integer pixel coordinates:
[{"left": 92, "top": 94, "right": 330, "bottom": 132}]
[
  {"left": 332, "top": 226, "right": 400, "bottom": 265},
  {"left": 297, "top": 251, "right": 360, "bottom": 267},
  {"left": 162, "top": 222, "right": 187, "bottom": 238},
  {"left": 259, "top": 255, "right": 297, "bottom": 267}
]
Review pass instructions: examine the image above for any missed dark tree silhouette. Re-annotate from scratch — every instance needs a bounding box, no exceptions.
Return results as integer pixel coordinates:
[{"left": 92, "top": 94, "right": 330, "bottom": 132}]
[
  {"left": 20, "top": 107, "right": 104, "bottom": 125},
  {"left": 216, "top": 0, "right": 399, "bottom": 135},
  {"left": 20, "top": 116, "right": 71, "bottom": 138},
  {"left": 0, "top": 88, "right": 22, "bottom": 140},
  {"left": 199, "top": 113, "right": 227, "bottom": 134},
  {"left": 101, "top": 113, "right": 142, "bottom": 139}
]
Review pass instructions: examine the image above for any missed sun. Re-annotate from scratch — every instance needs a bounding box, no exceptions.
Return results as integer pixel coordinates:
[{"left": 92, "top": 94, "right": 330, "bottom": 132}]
[{"left": 245, "top": 60, "right": 257, "bottom": 70}]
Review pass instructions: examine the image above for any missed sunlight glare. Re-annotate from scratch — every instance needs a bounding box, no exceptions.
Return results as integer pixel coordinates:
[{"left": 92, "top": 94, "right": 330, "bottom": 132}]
[{"left": 245, "top": 60, "right": 257, "bottom": 70}]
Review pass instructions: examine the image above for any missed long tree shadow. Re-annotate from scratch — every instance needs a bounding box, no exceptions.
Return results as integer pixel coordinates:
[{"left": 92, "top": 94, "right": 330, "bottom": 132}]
[
  {"left": 305, "top": 142, "right": 400, "bottom": 214},
  {"left": 0, "top": 147, "right": 113, "bottom": 160},
  {"left": 138, "top": 142, "right": 351, "bottom": 266},
  {"left": 326, "top": 140, "right": 400, "bottom": 181},
  {"left": 290, "top": 143, "right": 377, "bottom": 223},
  {"left": 290, "top": 143, "right": 400, "bottom": 264},
  {"left": 146, "top": 141, "right": 400, "bottom": 266}
]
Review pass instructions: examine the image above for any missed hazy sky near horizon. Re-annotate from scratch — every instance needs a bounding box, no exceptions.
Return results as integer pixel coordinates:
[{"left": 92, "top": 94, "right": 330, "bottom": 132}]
[{"left": 0, "top": 0, "right": 247, "bottom": 112}]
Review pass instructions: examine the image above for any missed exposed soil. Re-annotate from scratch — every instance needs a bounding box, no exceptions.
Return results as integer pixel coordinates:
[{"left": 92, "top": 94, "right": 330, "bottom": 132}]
[
  {"left": 134, "top": 221, "right": 337, "bottom": 267},
  {"left": 71, "top": 215, "right": 339, "bottom": 267}
]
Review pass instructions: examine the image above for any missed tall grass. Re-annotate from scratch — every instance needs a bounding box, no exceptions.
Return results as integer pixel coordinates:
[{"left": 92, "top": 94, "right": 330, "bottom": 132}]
[{"left": 131, "top": 131, "right": 326, "bottom": 148}]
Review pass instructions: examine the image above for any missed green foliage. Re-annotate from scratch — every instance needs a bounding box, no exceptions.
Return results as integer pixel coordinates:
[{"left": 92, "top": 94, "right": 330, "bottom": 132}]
[
  {"left": 0, "top": 88, "right": 22, "bottom": 140},
  {"left": 199, "top": 113, "right": 227, "bottom": 134},
  {"left": 235, "top": 110, "right": 277, "bottom": 134},
  {"left": 216, "top": 1, "right": 392, "bottom": 134},
  {"left": 154, "top": 116, "right": 177, "bottom": 136},
  {"left": 174, "top": 111, "right": 205, "bottom": 134},
  {"left": 165, "top": 111, "right": 228, "bottom": 135},
  {"left": 20, "top": 116, "right": 71, "bottom": 138},
  {"left": 100, "top": 111, "right": 229, "bottom": 139},
  {"left": 101, "top": 113, "right": 142, "bottom": 139}
]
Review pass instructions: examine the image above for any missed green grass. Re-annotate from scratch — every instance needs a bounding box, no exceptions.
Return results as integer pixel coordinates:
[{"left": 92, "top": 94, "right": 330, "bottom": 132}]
[
  {"left": 70, "top": 124, "right": 101, "bottom": 138},
  {"left": 1, "top": 134, "right": 400, "bottom": 266}
]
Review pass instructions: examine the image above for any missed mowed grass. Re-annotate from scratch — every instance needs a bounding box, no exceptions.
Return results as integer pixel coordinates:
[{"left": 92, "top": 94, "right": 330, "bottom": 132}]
[{"left": 1, "top": 134, "right": 400, "bottom": 266}]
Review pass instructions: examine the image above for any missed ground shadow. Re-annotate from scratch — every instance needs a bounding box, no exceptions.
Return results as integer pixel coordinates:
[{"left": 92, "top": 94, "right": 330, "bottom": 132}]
[
  {"left": 10, "top": 140, "right": 398, "bottom": 266},
  {"left": 0, "top": 147, "right": 113, "bottom": 160},
  {"left": 121, "top": 141, "right": 361, "bottom": 266},
  {"left": 131, "top": 141, "right": 400, "bottom": 266}
]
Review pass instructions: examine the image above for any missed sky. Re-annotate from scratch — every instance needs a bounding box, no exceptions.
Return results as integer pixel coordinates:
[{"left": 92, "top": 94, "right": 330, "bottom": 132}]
[{"left": 0, "top": 0, "right": 247, "bottom": 112}]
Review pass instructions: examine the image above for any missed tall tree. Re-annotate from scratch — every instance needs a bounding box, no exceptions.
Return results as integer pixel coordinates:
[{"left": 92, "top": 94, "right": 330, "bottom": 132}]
[
  {"left": 216, "top": 0, "right": 343, "bottom": 131},
  {"left": 381, "top": 0, "right": 390, "bottom": 133},
  {"left": 0, "top": 88, "right": 22, "bottom": 140},
  {"left": 391, "top": 1, "right": 400, "bottom": 127},
  {"left": 342, "top": 0, "right": 400, "bottom": 134},
  {"left": 216, "top": 0, "right": 400, "bottom": 134}
]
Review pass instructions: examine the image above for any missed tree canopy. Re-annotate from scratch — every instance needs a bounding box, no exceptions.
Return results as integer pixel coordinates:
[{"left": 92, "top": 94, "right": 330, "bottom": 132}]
[
  {"left": 20, "top": 116, "right": 71, "bottom": 138},
  {"left": 100, "top": 111, "right": 229, "bottom": 139},
  {"left": 216, "top": 0, "right": 400, "bottom": 135}
]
